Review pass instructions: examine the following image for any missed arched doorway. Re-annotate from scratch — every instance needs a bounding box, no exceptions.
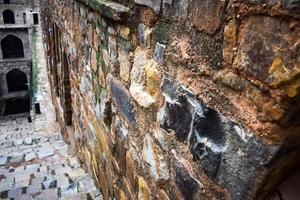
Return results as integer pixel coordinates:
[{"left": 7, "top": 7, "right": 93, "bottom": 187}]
[
  {"left": 6, "top": 69, "right": 28, "bottom": 92},
  {"left": 1, "top": 35, "right": 24, "bottom": 59},
  {"left": 3, "top": 9, "right": 15, "bottom": 24}
]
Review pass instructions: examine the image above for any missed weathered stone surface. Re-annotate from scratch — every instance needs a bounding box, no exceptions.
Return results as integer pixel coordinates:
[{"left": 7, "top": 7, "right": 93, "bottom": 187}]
[
  {"left": 60, "top": 183, "right": 78, "bottom": 197},
  {"left": 138, "top": 177, "right": 151, "bottom": 200},
  {"left": 137, "top": 24, "right": 153, "bottom": 47},
  {"left": 163, "top": 0, "right": 188, "bottom": 19},
  {"left": 157, "top": 78, "right": 193, "bottom": 141},
  {"left": 36, "top": 147, "right": 55, "bottom": 159},
  {"left": 153, "top": 42, "right": 166, "bottom": 63},
  {"left": 241, "top": 0, "right": 300, "bottom": 9},
  {"left": 143, "top": 134, "right": 158, "bottom": 181},
  {"left": 190, "top": 0, "right": 225, "bottom": 34},
  {"left": 42, "top": 176, "right": 57, "bottom": 189},
  {"left": 8, "top": 187, "right": 23, "bottom": 199},
  {"left": 10, "top": 153, "right": 25, "bottom": 166},
  {"left": 24, "top": 138, "right": 33, "bottom": 145},
  {"left": 13, "top": 140, "right": 23, "bottom": 146},
  {"left": 0, "top": 156, "right": 8, "bottom": 166},
  {"left": 25, "top": 152, "right": 37, "bottom": 162},
  {"left": 108, "top": 76, "right": 136, "bottom": 126},
  {"left": 78, "top": 0, "right": 131, "bottom": 21},
  {"left": 223, "top": 19, "right": 237, "bottom": 65},
  {"left": 134, "top": 0, "right": 161, "bottom": 14},
  {"left": 173, "top": 158, "right": 201, "bottom": 200},
  {"left": 234, "top": 16, "right": 300, "bottom": 98},
  {"left": 158, "top": 77, "right": 283, "bottom": 199},
  {"left": 130, "top": 48, "right": 161, "bottom": 108},
  {"left": 0, "top": 177, "right": 14, "bottom": 192},
  {"left": 118, "top": 40, "right": 132, "bottom": 82}
]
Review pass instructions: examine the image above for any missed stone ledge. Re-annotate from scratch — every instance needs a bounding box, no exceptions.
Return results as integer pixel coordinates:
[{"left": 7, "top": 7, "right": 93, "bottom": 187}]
[{"left": 77, "top": 0, "right": 131, "bottom": 21}]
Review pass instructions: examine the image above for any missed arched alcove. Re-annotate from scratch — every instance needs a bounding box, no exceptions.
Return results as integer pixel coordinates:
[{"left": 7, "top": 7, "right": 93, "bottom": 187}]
[
  {"left": 1, "top": 35, "right": 25, "bottom": 59},
  {"left": 6, "top": 69, "right": 28, "bottom": 92},
  {"left": 4, "top": 98, "right": 30, "bottom": 116},
  {"left": 3, "top": 9, "right": 15, "bottom": 24}
]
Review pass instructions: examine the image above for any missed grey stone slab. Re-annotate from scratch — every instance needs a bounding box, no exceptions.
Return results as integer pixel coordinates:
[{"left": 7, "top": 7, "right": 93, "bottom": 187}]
[
  {"left": 55, "top": 175, "right": 70, "bottom": 188},
  {"left": 60, "top": 182, "right": 78, "bottom": 198},
  {"left": 153, "top": 42, "right": 166, "bottom": 63},
  {"left": 24, "top": 138, "right": 33, "bottom": 145},
  {"left": 10, "top": 153, "right": 25, "bottom": 166},
  {"left": 25, "top": 152, "right": 37, "bottom": 162},
  {"left": 34, "top": 188, "right": 59, "bottom": 200},
  {"left": 59, "top": 193, "right": 88, "bottom": 200},
  {"left": 8, "top": 187, "right": 23, "bottom": 199},
  {"left": 27, "top": 182, "right": 42, "bottom": 195},
  {"left": 0, "top": 156, "right": 8, "bottom": 166},
  {"left": 77, "top": 176, "right": 97, "bottom": 193},
  {"left": 2, "top": 141, "right": 13, "bottom": 148},
  {"left": 14, "top": 174, "right": 30, "bottom": 188},
  {"left": 13, "top": 139, "right": 23, "bottom": 146},
  {"left": 0, "top": 177, "right": 14, "bottom": 192},
  {"left": 36, "top": 147, "right": 55, "bottom": 159}
]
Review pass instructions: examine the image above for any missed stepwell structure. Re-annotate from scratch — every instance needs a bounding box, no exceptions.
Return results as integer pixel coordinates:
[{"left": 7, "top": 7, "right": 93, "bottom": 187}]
[
  {"left": 0, "top": 0, "right": 39, "bottom": 117},
  {"left": 41, "top": 0, "right": 300, "bottom": 199}
]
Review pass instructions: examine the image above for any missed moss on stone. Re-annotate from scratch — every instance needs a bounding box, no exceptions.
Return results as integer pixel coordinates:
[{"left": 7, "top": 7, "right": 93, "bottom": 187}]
[{"left": 154, "top": 21, "right": 172, "bottom": 44}]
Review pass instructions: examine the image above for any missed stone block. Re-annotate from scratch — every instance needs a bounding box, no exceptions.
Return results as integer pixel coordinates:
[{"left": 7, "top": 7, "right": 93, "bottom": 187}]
[
  {"left": 134, "top": 0, "right": 161, "bottom": 14},
  {"left": 10, "top": 153, "right": 25, "bottom": 166},
  {"left": 163, "top": 0, "right": 188, "bottom": 20},
  {"left": 137, "top": 24, "right": 153, "bottom": 47},
  {"left": 234, "top": 16, "right": 300, "bottom": 98},
  {"left": 0, "top": 177, "right": 14, "bottom": 192},
  {"left": 78, "top": 0, "right": 131, "bottom": 21},
  {"left": 138, "top": 177, "right": 151, "bottom": 200},
  {"left": 130, "top": 48, "right": 161, "bottom": 108},
  {"left": 118, "top": 45, "right": 131, "bottom": 82},
  {"left": 8, "top": 187, "right": 23, "bottom": 199},
  {"left": 108, "top": 76, "right": 137, "bottom": 126},
  {"left": 36, "top": 147, "right": 55, "bottom": 159},
  {"left": 190, "top": 0, "right": 225, "bottom": 34},
  {"left": 0, "top": 156, "right": 8, "bottom": 166},
  {"left": 172, "top": 158, "right": 202, "bottom": 200},
  {"left": 153, "top": 42, "right": 166, "bottom": 63}
]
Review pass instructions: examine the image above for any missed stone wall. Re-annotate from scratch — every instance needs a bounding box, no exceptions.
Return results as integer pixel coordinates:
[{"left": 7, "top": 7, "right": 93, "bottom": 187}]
[{"left": 41, "top": 0, "right": 300, "bottom": 199}]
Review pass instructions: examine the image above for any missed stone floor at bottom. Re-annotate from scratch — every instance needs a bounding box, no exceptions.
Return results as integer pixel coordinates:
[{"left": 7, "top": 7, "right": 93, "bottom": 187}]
[{"left": 0, "top": 116, "right": 103, "bottom": 200}]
